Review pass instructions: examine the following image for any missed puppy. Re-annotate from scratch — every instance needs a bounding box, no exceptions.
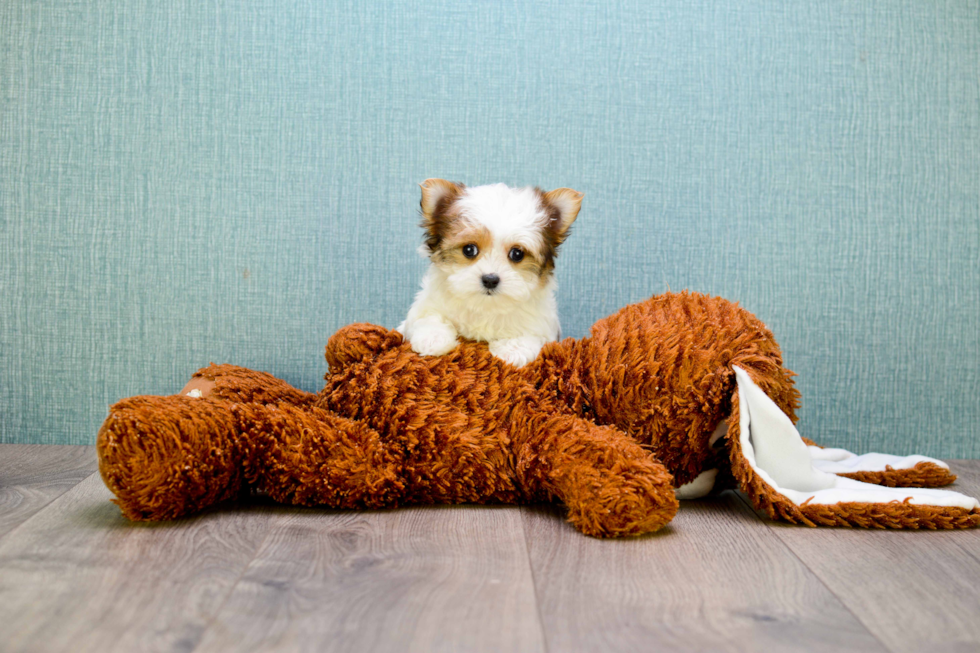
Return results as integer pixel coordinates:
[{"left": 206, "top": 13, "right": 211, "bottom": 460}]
[{"left": 398, "top": 179, "right": 582, "bottom": 367}]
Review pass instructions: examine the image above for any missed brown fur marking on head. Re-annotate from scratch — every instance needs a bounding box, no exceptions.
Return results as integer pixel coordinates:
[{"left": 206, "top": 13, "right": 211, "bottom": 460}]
[
  {"left": 508, "top": 244, "right": 549, "bottom": 278},
  {"left": 431, "top": 223, "right": 493, "bottom": 266},
  {"left": 419, "top": 179, "right": 466, "bottom": 254},
  {"left": 535, "top": 187, "right": 583, "bottom": 273}
]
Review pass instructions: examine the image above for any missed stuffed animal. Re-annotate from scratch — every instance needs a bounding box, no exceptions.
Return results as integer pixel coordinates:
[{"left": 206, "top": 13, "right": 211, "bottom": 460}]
[{"left": 97, "top": 292, "right": 980, "bottom": 537}]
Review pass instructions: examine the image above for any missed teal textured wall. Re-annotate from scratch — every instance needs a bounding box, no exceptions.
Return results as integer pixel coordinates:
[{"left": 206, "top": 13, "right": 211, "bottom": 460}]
[{"left": 2, "top": 1, "right": 978, "bottom": 454}]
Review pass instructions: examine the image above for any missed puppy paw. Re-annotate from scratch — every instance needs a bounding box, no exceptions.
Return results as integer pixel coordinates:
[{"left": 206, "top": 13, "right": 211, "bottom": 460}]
[
  {"left": 409, "top": 321, "right": 459, "bottom": 357},
  {"left": 489, "top": 337, "right": 545, "bottom": 368}
]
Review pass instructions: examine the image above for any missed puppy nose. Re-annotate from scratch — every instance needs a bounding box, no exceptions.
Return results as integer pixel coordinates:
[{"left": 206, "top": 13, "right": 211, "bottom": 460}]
[{"left": 481, "top": 274, "right": 500, "bottom": 290}]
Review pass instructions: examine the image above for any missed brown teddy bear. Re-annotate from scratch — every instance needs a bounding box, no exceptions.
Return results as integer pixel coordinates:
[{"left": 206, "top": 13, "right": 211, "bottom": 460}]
[{"left": 97, "top": 291, "right": 980, "bottom": 537}]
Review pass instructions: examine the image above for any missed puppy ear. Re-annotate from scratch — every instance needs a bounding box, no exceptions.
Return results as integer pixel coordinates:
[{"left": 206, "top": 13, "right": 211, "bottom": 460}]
[
  {"left": 419, "top": 179, "right": 464, "bottom": 219},
  {"left": 419, "top": 179, "right": 465, "bottom": 255},
  {"left": 542, "top": 188, "right": 583, "bottom": 235}
]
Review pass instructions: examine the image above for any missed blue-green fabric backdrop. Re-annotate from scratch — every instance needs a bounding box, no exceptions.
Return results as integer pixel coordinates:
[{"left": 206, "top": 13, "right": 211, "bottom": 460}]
[{"left": 2, "top": 1, "right": 978, "bottom": 455}]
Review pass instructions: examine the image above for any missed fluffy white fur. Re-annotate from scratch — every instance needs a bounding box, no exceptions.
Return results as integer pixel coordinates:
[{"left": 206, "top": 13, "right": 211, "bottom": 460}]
[{"left": 397, "top": 181, "right": 580, "bottom": 367}]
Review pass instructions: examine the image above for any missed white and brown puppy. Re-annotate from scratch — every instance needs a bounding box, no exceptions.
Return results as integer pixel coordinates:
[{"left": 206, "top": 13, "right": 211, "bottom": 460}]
[{"left": 398, "top": 179, "right": 582, "bottom": 367}]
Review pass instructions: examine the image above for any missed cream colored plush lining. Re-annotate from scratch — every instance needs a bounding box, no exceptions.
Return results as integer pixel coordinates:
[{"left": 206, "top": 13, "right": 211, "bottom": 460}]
[
  {"left": 806, "top": 446, "right": 944, "bottom": 474},
  {"left": 733, "top": 366, "right": 979, "bottom": 510},
  {"left": 674, "top": 469, "right": 718, "bottom": 500}
]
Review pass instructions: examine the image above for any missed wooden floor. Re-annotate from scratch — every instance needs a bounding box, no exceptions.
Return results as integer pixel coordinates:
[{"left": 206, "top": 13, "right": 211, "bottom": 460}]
[{"left": 1, "top": 446, "right": 978, "bottom": 652}]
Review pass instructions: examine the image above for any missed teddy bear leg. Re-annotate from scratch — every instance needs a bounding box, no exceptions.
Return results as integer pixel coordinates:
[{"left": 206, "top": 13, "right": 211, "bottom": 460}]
[
  {"left": 98, "top": 395, "right": 248, "bottom": 521},
  {"left": 100, "top": 395, "right": 410, "bottom": 520},
  {"left": 514, "top": 412, "right": 679, "bottom": 537},
  {"left": 236, "top": 402, "right": 408, "bottom": 510},
  {"left": 179, "top": 363, "right": 317, "bottom": 407}
]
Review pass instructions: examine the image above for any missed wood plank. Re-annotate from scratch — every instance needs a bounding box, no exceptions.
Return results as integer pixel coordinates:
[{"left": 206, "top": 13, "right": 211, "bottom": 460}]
[
  {"left": 0, "top": 444, "right": 98, "bottom": 541},
  {"left": 522, "top": 492, "right": 888, "bottom": 652},
  {"left": 194, "top": 504, "right": 546, "bottom": 653},
  {"left": 750, "top": 459, "right": 980, "bottom": 653},
  {"left": 0, "top": 473, "right": 277, "bottom": 653}
]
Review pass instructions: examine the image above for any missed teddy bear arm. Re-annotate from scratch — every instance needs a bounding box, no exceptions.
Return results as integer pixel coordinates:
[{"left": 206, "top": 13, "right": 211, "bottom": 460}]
[
  {"left": 325, "top": 324, "right": 404, "bottom": 373},
  {"left": 512, "top": 410, "right": 679, "bottom": 537}
]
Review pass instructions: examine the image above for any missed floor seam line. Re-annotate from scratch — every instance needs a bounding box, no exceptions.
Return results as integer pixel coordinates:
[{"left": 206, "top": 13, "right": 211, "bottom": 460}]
[
  {"left": 519, "top": 506, "right": 552, "bottom": 653},
  {"left": 732, "top": 490, "right": 898, "bottom": 653},
  {"left": 0, "top": 469, "right": 101, "bottom": 549},
  {"left": 186, "top": 509, "right": 281, "bottom": 653}
]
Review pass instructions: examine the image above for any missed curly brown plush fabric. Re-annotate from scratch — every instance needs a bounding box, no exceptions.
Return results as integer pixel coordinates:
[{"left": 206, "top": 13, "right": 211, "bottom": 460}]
[
  {"left": 837, "top": 463, "right": 957, "bottom": 488},
  {"left": 97, "top": 291, "right": 979, "bottom": 536}
]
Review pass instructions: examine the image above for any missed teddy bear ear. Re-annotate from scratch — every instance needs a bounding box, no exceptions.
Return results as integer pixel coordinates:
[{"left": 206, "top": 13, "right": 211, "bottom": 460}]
[
  {"left": 542, "top": 188, "right": 584, "bottom": 235},
  {"left": 419, "top": 179, "right": 465, "bottom": 219}
]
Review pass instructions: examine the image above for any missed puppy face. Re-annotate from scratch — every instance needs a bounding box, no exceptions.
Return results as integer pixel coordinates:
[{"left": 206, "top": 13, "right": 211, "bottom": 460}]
[{"left": 418, "top": 180, "right": 582, "bottom": 302}]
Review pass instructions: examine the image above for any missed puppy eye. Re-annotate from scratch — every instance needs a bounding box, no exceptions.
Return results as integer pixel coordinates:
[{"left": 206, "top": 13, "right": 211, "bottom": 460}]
[
  {"left": 462, "top": 243, "right": 479, "bottom": 259},
  {"left": 508, "top": 247, "right": 525, "bottom": 263}
]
